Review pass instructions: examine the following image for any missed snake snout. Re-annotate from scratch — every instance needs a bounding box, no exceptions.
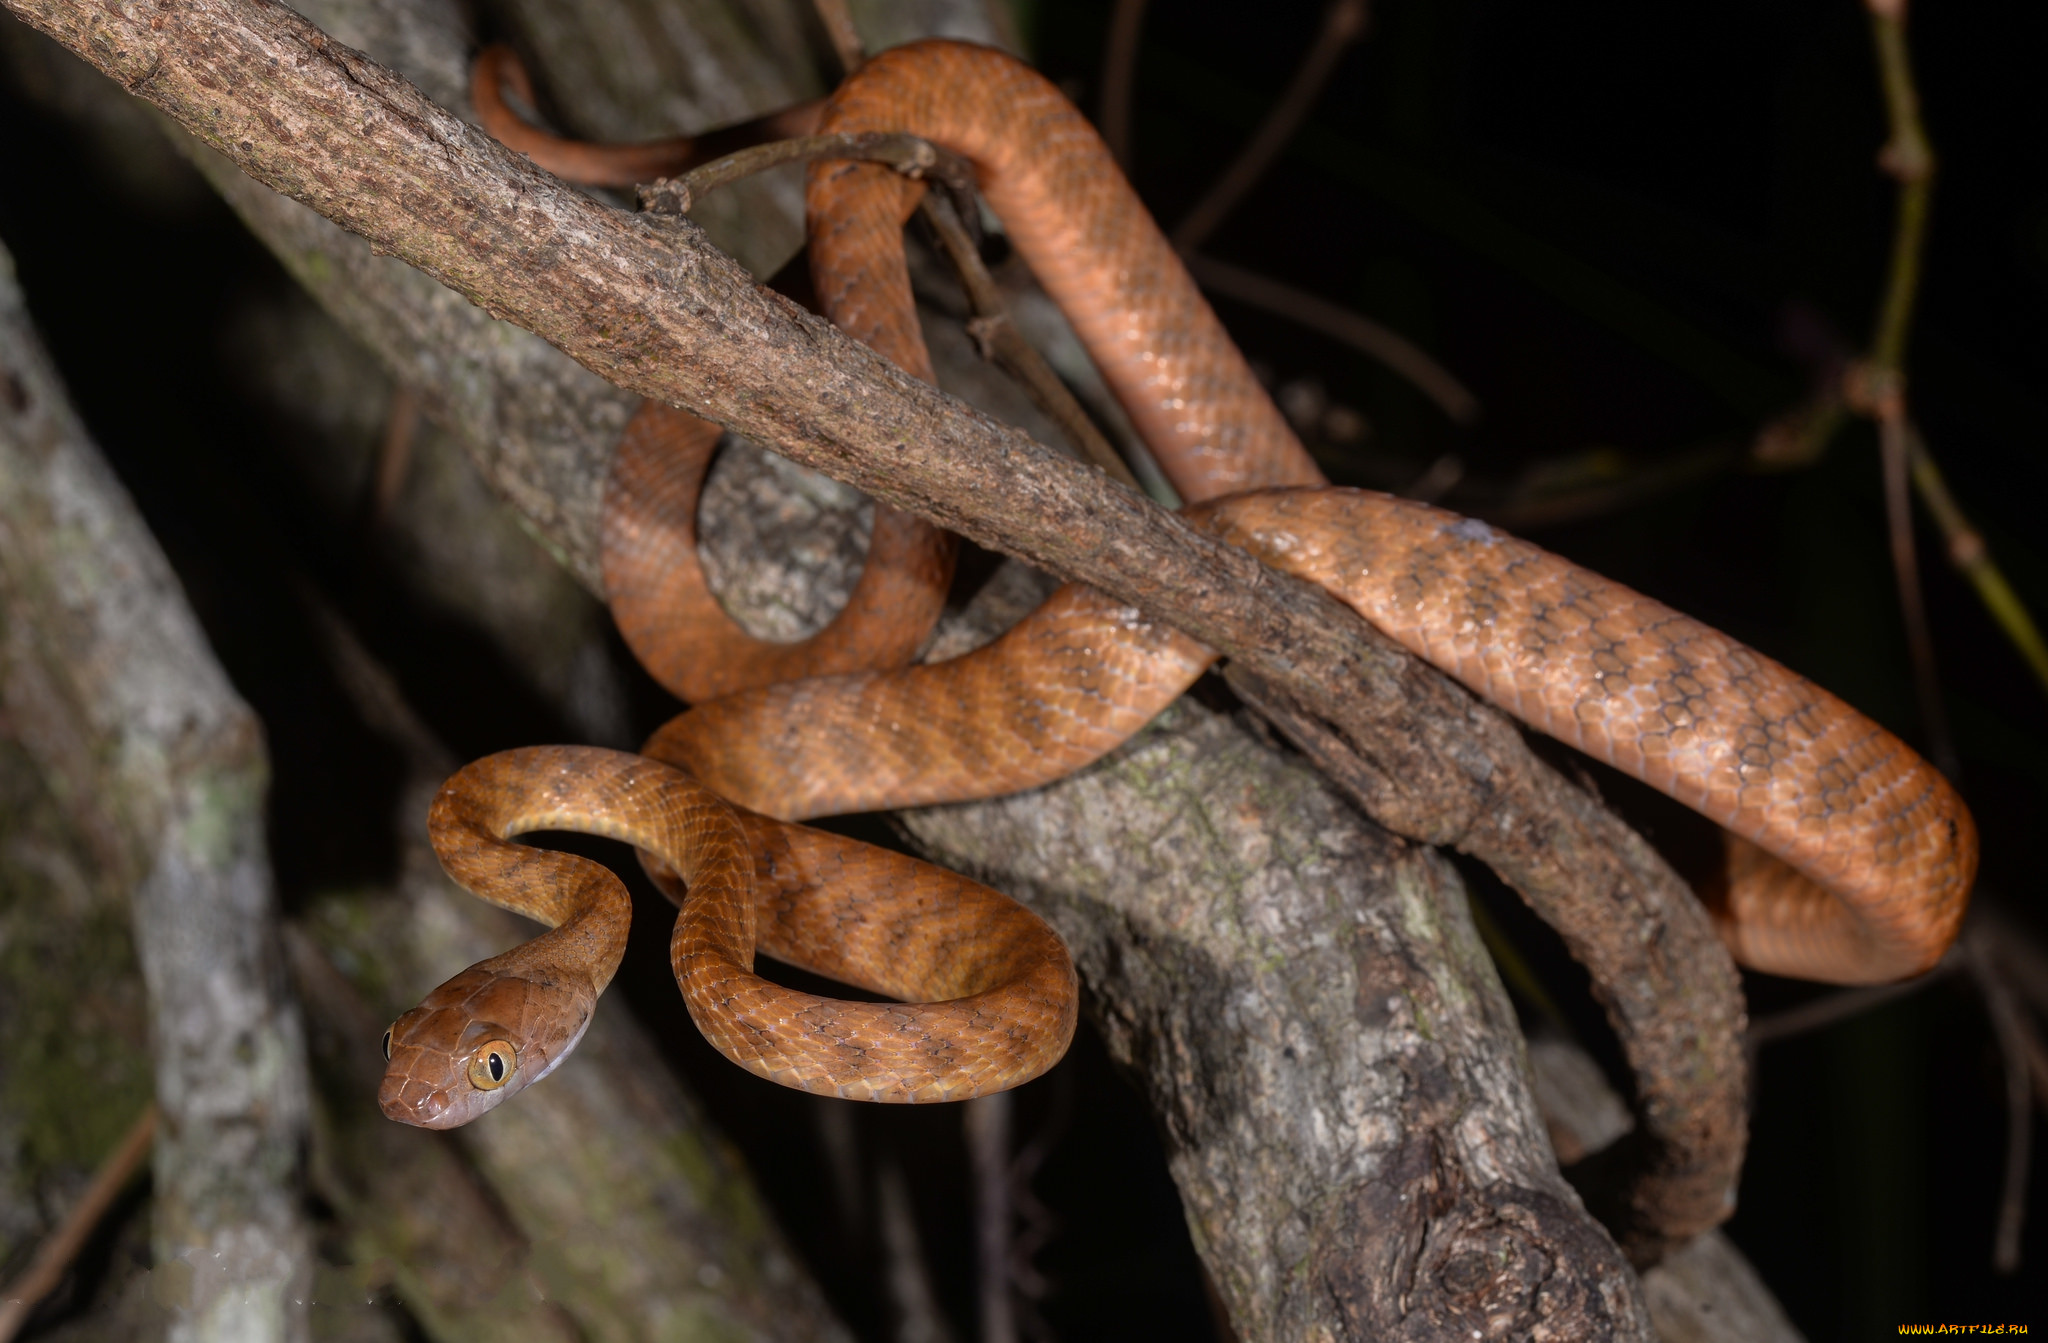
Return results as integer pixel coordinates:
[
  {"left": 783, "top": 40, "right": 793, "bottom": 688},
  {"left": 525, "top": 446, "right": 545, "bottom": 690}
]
[{"left": 376, "top": 1066, "right": 458, "bottom": 1128}]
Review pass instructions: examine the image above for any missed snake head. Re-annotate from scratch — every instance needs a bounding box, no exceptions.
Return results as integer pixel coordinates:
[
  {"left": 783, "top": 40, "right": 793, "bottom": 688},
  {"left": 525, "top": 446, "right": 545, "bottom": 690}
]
[{"left": 378, "top": 962, "right": 594, "bottom": 1129}]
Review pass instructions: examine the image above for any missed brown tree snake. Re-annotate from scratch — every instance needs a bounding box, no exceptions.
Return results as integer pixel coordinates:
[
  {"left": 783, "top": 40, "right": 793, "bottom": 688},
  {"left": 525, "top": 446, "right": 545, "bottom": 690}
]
[{"left": 379, "top": 41, "right": 1975, "bottom": 1130}]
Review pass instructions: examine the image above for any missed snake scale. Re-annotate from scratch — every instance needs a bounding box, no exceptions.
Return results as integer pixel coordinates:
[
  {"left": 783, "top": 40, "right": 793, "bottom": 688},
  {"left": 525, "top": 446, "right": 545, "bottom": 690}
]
[{"left": 379, "top": 41, "right": 1975, "bottom": 1129}]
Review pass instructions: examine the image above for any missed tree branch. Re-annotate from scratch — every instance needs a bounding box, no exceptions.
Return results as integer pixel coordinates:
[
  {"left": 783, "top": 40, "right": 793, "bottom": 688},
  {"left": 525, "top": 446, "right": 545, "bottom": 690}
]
[
  {"left": 9, "top": 0, "right": 1750, "bottom": 1279},
  {"left": 0, "top": 239, "right": 315, "bottom": 1340}
]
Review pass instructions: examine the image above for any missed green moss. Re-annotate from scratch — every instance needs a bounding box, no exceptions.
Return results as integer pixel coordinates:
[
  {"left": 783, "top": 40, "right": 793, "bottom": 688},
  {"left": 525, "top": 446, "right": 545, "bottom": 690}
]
[
  {"left": 0, "top": 739, "right": 152, "bottom": 1259},
  {"left": 179, "top": 758, "right": 267, "bottom": 869}
]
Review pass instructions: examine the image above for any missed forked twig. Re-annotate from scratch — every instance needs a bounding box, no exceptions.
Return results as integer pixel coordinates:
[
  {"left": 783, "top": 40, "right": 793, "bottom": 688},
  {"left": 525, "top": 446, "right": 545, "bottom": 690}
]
[
  {"left": 1851, "top": 0, "right": 1957, "bottom": 777},
  {"left": 918, "top": 195, "right": 1146, "bottom": 492},
  {"left": 1756, "top": 317, "right": 2048, "bottom": 702},
  {"left": 638, "top": 132, "right": 970, "bottom": 216}
]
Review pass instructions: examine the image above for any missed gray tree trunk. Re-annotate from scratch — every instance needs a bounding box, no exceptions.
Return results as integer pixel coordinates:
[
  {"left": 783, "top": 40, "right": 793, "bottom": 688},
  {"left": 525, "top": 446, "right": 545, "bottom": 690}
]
[{"left": 0, "top": 241, "right": 314, "bottom": 1342}]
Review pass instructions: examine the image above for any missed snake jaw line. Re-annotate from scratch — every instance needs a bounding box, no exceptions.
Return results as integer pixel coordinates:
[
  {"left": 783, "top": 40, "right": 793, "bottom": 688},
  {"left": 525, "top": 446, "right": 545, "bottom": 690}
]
[{"left": 377, "top": 961, "right": 596, "bottom": 1129}]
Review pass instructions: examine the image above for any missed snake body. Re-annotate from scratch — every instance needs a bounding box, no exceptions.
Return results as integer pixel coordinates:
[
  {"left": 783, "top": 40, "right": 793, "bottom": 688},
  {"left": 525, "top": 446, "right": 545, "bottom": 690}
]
[
  {"left": 470, "top": 45, "right": 824, "bottom": 188},
  {"left": 381, "top": 41, "right": 1975, "bottom": 1129}
]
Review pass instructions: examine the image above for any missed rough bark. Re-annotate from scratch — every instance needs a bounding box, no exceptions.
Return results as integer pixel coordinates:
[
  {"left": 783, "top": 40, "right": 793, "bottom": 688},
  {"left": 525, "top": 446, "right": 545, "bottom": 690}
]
[
  {"left": 57, "top": 0, "right": 1660, "bottom": 1331},
  {"left": 2, "top": 0, "right": 1744, "bottom": 1265},
  {"left": 0, "top": 0, "right": 1782, "bottom": 1333},
  {"left": 0, "top": 241, "right": 315, "bottom": 1341},
  {"left": 905, "top": 698, "right": 1648, "bottom": 1338},
  {"left": 486, "top": 0, "right": 820, "bottom": 280},
  {"left": 1524, "top": 1035, "right": 1806, "bottom": 1343}
]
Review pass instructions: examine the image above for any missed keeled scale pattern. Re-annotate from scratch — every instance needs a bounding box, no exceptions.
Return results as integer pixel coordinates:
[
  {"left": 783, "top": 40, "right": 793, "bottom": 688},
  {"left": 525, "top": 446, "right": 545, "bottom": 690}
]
[
  {"left": 1198, "top": 490, "right": 1976, "bottom": 982},
  {"left": 807, "top": 41, "right": 1326, "bottom": 502},
  {"left": 394, "top": 747, "right": 1076, "bottom": 1117},
  {"left": 404, "top": 40, "right": 1977, "bottom": 1125}
]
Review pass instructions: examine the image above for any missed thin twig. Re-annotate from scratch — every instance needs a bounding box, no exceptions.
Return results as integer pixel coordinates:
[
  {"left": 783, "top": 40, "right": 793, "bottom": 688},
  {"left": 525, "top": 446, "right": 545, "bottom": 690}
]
[
  {"left": 964, "top": 1093, "right": 1017, "bottom": 1343},
  {"left": 1170, "top": 0, "right": 1369, "bottom": 253},
  {"left": 1098, "top": 0, "right": 1149, "bottom": 169},
  {"left": 810, "top": 0, "right": 866, "bottom": 75},
  {"left": 1877, "top": 394, "right": 1958, "bottom": 777},
  {"left": 0, "top": 1104, "right": 156, "bottom": 1343},
  {"left": 1848, "top": 0, "right": 1957, "bottom": 777},
  {"left": 638, "top": 132, "right": 966, "bottom": 216},
  {"left": 1402, "top": 454, "right": 1463, "bottom": 504},
  {"left": 1184, "top": 253, "right": 1478, "bottom": 425},
  {"left": 876, "top": 1161, "right": 959, "bottom": 1343},
  {"left": 1477, "top": 443, "right": 1739, "bottom": 531},
  {"left": 470, "top": 45, "right": 822, "bottom": 190},
  {"left": 364, "top": 381, "right": 419, "bottom": 532},
  {"left": 1966, "top": 930, "right": 2034, "bottom": 1275},
  {"left": 919, "top": 194, "right": 1145, "bottom": 492},
  {"left": 1745, "top": 957, "right": 1953, "bottom": 1049},
  {"left": 1904, "top": 430, "right": 2048, "bottom": 696},
  {"left": 1866, "top": 0, "right": 1934, "bottom": 373}
]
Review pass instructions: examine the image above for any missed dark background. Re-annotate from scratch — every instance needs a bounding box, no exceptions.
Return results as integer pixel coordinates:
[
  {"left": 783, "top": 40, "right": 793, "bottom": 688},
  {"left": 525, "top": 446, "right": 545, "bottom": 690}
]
[{"left": 2, "top": 0, "right": 2044, "bottom": 1338}]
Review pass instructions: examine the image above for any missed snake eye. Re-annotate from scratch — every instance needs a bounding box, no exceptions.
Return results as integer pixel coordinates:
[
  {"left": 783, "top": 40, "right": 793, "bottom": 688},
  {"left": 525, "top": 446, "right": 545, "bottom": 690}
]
[
  {"left": 381, "top": 1029, "right": 393, "bottom": 1062},
  {"left": 466, "top": 1039, "right": 517, "bottom": 1091}
]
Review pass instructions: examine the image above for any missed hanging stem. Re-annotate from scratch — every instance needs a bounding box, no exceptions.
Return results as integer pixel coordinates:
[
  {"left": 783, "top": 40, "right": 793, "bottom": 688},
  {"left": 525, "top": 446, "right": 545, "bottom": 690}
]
[
  {"left": 918, "top": 194, "right": 1148, "bottom": 493},
  {"left": 1866, "top": 0, "right": 1934, "bottom": 373},
  {"left": 1098, "top": 0, "right": 1150, "bottom": 169},
  {"left": 1966, "top": 931, "right": 2035, "bottom": 1275},
  {"left": 1856, "top": 0, "right": 1954, "bottom": 770},
  {"left": 1905, "top": 435, "right": 2048, "bottom": 695},
  {"left": 1169, "top": 0, "right": 1369, "bottom": 254},
  {"left": 1877, "top": 394, "right": 1958, "bottom": 776}
]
